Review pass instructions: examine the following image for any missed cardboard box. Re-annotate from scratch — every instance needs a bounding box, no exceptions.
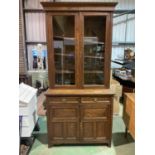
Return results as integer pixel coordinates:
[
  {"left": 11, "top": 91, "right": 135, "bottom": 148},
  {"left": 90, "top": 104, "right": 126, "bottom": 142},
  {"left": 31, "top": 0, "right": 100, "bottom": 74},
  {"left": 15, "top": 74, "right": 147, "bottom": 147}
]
[{"left": 110, "top": 79, "right": 122, "bottom": 115}]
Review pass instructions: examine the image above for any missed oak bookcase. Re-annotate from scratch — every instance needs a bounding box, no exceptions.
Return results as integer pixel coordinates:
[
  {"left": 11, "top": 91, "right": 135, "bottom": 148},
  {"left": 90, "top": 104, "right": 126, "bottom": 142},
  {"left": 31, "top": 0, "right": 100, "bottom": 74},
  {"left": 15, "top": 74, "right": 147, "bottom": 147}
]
[{"left": 41, "top": 2, "right": 117, "bottom": 147}]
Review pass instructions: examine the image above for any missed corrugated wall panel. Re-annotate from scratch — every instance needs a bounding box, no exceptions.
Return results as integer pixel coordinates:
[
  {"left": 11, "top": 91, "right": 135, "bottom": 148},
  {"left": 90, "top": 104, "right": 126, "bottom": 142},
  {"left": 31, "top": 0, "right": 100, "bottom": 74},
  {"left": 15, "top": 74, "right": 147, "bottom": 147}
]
[
  {"left": 19, "top": 0, "right": 27, "bottom": 74},
  {"left": 25, "top": 13, "right": 46, "bottom": 41},
  {"left": 112, "top": 13, "right": 135, "bottom": 68},
  {"left": 24, "top": 0, "right": 51, "bottom": 9},
  {"left": 113, "top": 15, "right": 126, "bottom": 42},
  {"left": 126, "top": 14, "right": 135, "bottom": 42},
  {"left": 116, "top": 0, "right": 134, "bottom": 10}
]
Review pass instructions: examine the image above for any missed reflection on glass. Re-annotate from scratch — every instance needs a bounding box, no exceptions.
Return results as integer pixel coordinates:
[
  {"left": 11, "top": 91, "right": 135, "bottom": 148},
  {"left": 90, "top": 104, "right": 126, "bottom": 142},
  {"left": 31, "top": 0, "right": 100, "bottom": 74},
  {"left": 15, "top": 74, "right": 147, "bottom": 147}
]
[
  {"left": 84, "top": 16, "right": 106, "bottom": 85},
  {"left": 53, "top": 16, "right": 75, "bottom": 85}
]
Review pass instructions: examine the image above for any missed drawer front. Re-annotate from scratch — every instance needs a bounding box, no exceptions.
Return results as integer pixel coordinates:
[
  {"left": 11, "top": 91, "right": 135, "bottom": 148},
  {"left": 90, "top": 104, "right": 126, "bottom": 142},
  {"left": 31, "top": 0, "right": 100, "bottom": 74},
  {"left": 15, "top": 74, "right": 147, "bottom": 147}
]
[
  {"left": 48, "top": 97, "right": 80, "bottom": 104},
  {"left": 81, "top": 97, "right": 111, "bottom": 104},
  {"left": 50, "top": 106, "right": 78, "bottom": 119},
  {"left": 80, "top": 104, "right": 110, "bottom": 119}
]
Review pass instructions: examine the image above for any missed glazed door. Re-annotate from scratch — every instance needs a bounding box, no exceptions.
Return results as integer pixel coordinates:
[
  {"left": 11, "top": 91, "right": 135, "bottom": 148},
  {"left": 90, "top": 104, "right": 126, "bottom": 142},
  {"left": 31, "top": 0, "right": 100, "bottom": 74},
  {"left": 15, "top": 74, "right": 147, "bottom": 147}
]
[
  {"left": 47, "top": 12, "right": 112, "bottom": 88},
  {"left": 47, "top": 13, "right": 79, "bottom": 88},
  {"left": 80, "top": 13, "right": 112, "bottom": 88}
]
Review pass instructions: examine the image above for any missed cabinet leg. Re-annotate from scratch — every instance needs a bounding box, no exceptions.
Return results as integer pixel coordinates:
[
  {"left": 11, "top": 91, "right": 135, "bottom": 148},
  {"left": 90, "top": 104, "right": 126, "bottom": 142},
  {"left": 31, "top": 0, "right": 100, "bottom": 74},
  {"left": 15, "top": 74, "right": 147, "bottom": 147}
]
[
  {"left": 107, "top": 141, "right": 111, "bottom": 147},
  {"left": 48, "top": 142, "right": 53, "bottom": 148},
  {"left": 125, "top": 127, "right": 128, "bottom": 138}
]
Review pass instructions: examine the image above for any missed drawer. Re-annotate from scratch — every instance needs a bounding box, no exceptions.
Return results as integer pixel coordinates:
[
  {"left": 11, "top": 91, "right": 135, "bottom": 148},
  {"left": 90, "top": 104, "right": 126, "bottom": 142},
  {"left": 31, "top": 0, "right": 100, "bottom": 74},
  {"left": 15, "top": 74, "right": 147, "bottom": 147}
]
[
  {"left": 81, "top": 97, "right": 110, "bottom": 104},
  {"left": 82, "top": 108, "right": 108, "bottom": 118},
  {"left": 50, "top": 107, "right": 78, "bottom": 119},
  {"left": 48, "top": 97, "right": 80, "bottom": 104}
]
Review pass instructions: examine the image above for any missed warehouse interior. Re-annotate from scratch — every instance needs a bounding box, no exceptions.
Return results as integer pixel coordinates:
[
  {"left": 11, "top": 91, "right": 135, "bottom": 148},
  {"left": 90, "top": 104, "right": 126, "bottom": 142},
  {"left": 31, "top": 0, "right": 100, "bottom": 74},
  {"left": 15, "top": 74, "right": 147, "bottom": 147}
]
[{"left": 19, "top": 0, "right": 135, "bottom": 155}]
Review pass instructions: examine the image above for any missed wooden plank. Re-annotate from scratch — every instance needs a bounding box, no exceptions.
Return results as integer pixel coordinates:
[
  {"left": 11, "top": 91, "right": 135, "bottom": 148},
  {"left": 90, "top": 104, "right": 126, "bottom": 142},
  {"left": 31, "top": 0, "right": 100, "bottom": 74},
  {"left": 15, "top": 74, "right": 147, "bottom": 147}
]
[
  {"left": 45, "top": 88, "right": 114, "bottom": 96},
  {"left": 41, "top": 2, "right": 117, "bottom": 12}
]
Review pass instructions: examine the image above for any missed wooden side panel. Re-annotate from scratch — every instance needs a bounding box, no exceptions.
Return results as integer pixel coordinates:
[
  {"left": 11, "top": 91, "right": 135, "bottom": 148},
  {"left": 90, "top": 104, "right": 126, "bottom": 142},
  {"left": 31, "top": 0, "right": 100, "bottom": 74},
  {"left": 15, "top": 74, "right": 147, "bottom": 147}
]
[
  {"left": 128, "top": 94, "right": 135, "bottom": 139},
  {"left": 126, "top": 98, "right": 132, "bottom": 115},
  {"left": 129, "top": 104, "right": 135, "bottom": 139},
  {"left": 123, "top": 93, "right": 135, "bottom": 140}
]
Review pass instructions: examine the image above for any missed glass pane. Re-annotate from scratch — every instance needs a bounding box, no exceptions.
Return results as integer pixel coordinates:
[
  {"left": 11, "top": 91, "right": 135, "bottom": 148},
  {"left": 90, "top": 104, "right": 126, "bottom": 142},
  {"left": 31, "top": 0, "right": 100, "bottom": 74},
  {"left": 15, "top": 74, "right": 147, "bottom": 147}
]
[
  {"left": 84, "top": 16, "right": 106, "bottom": 85},
  {"left": 53, "top": 16, "right": 75, "bottom": 85}
]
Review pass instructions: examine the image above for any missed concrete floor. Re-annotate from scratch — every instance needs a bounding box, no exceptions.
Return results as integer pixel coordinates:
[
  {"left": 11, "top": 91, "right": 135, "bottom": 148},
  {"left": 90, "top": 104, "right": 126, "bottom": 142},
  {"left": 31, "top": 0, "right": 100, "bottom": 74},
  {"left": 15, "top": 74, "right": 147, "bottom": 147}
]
[{"left": 29, "top": 114, "right": 135, "bottom": 155}]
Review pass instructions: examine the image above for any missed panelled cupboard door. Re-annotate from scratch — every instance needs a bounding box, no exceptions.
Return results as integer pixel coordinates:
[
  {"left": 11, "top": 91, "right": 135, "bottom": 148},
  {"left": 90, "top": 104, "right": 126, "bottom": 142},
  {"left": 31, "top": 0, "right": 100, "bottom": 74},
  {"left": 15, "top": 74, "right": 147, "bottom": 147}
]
[
  {"left": 48, "top": 103, "right": 79, "bottom": 141},
  {"left": 50, "top": 122, "right": 79, "bottom": 141},
  {"left": 80, "top": 103, "right": 111, "bottom": 141},
  {"left": 80, "top": 120, "right": 110, "bottom": 141}
]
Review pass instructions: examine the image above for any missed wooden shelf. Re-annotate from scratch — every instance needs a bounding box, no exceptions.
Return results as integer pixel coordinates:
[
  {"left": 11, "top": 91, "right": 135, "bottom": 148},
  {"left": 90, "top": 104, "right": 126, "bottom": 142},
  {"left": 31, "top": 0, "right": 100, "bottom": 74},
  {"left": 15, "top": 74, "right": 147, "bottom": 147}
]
[
  {"left": 55, "top": 53, "right": 75, "bottom": 57},
  {"left": 84, "top": 71, "right": 103, "bottom": 74},
  {"left": 55, "top": 54, "right": 103, "bottom": 59},
  {"left": 56, "top": 70, "right": 74, "bottom": 74},
  {"left": 54, "top": 36, "right": 75, "bottom": 41},
  {"left": 84, "top": 55, "right": 104, "bottom": 59},
  {"left": 54, "top": 36, "right": 105, "bottom": 45},
  {"left": 84, "top": 41, "right": 105, "bottom": 45}
]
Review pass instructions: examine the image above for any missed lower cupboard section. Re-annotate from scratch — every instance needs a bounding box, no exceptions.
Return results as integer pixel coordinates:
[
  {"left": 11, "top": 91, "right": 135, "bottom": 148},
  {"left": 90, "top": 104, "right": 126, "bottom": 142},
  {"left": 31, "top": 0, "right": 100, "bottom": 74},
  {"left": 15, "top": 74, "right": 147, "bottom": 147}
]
[{"left": 46, "top": 96, "right": 113, "bottom": 147}]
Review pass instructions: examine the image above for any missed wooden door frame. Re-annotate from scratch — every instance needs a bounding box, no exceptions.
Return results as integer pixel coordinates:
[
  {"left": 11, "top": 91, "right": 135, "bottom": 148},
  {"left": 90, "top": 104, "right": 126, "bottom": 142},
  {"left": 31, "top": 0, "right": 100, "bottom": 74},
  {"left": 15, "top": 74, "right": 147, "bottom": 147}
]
[
  {"left": 46, "top": 12, "right": 79, "bottom": 88},
  {"left": 79, "top": 12, "right": 112, "bottom": 89}
]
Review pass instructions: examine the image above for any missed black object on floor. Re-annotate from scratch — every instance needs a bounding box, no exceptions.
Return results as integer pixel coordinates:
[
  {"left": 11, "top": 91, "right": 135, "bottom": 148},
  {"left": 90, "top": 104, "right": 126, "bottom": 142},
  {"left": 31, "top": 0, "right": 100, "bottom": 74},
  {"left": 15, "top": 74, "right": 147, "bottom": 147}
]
[{"left": 112, "top": 132, "right": 134, "bottom": 146}]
